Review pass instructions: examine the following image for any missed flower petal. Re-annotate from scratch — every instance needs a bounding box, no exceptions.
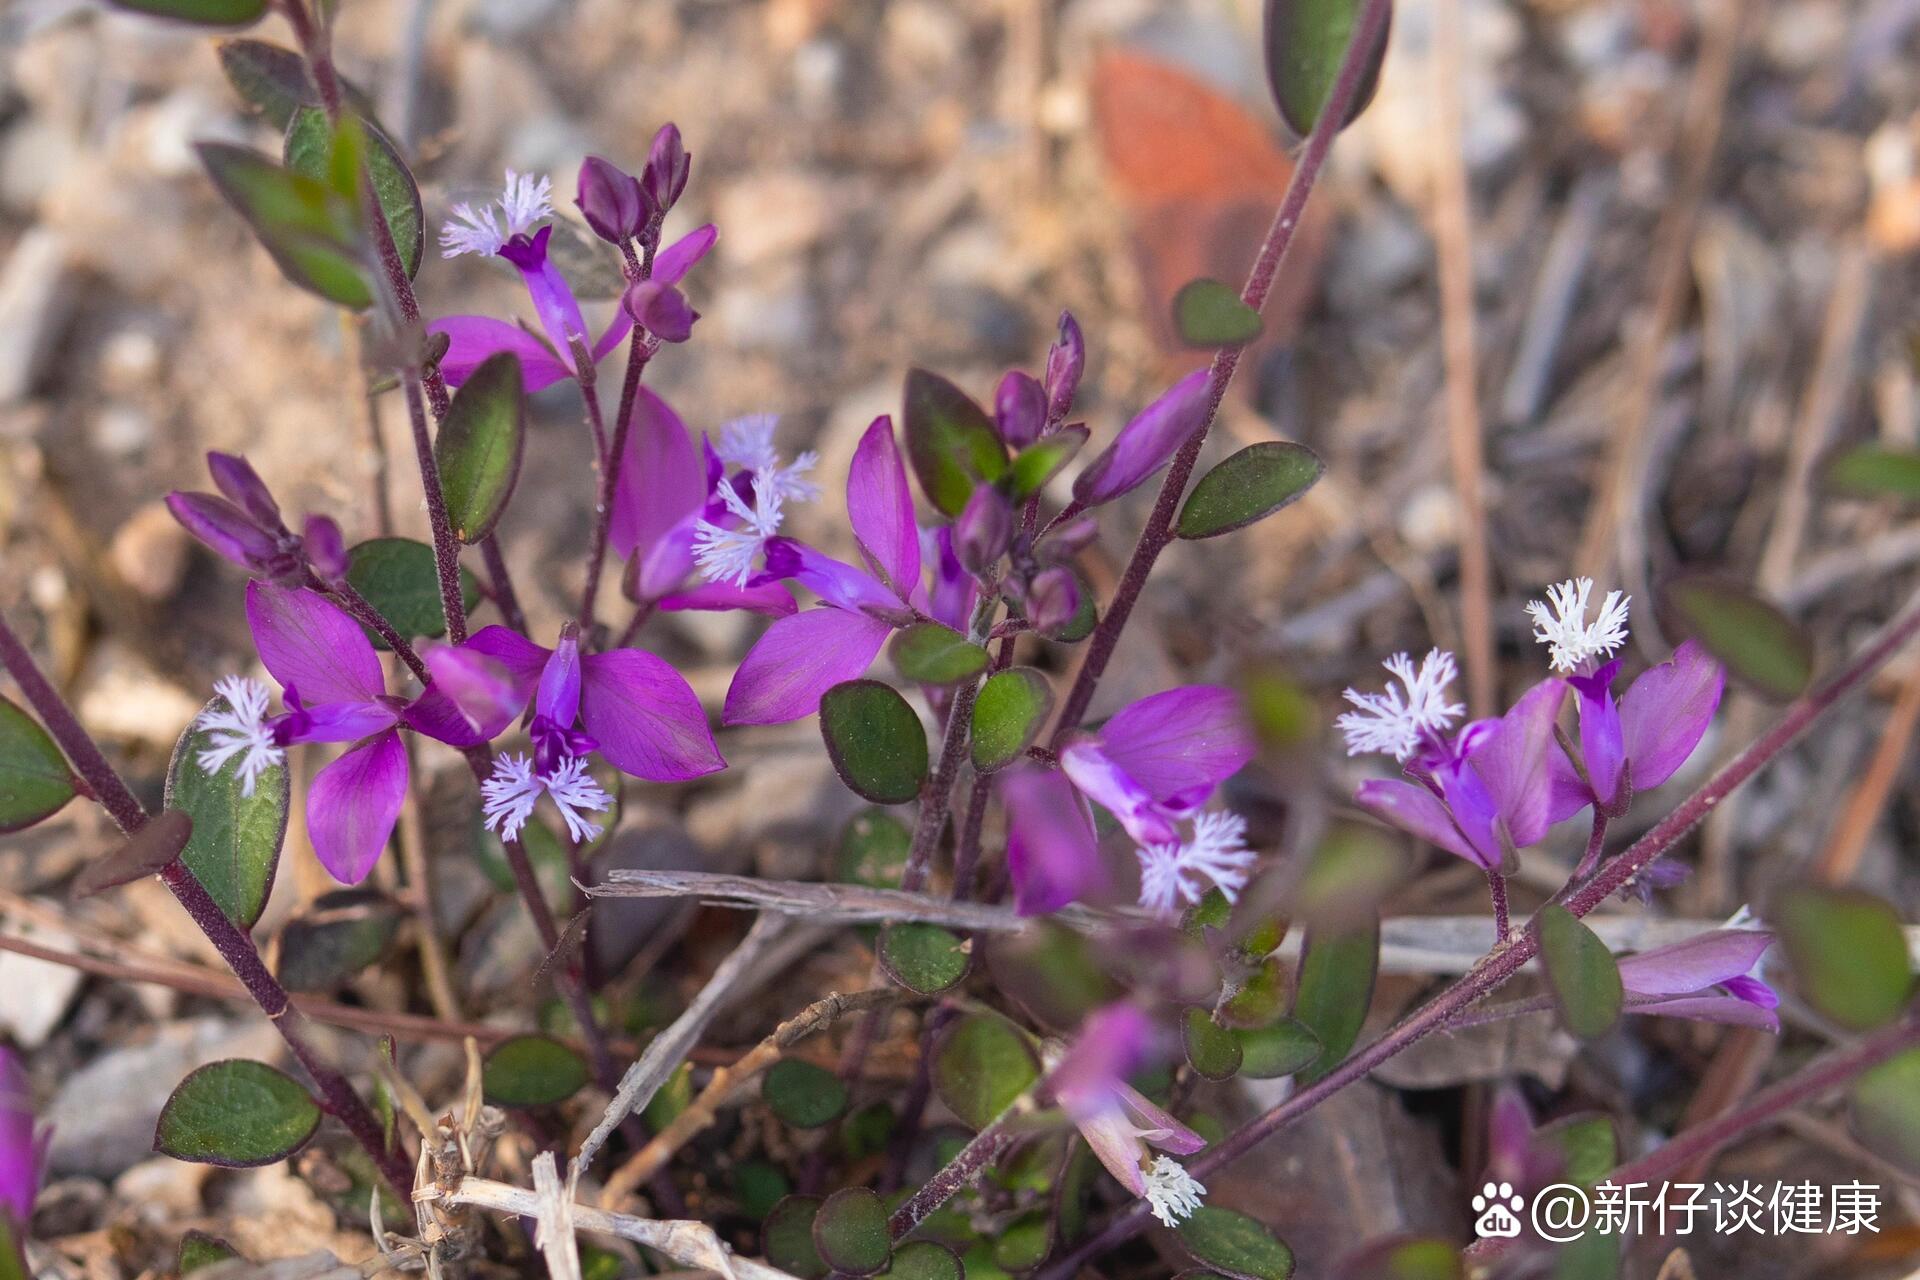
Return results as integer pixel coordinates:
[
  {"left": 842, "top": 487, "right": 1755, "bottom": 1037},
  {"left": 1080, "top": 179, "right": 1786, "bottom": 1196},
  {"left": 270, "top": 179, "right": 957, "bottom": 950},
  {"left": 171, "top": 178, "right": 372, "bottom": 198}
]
[
  {"left": 415, "top": 643, "right": 522, "bottom": 742},
  {"left": 761, "top": 538, "right": 904, "bottom": 617},
  {"left": 653, "top": 223, "right": 718, "bottom": 285},
  {"left": 499, "top": 225, "right": 589, "bottom": 357},
  {"left": 1002, "top": 765, "right": 1107, "bottom": 915},
  {"left": 428, "top": 315, "right": 572, "bottom": 391},
  {"left": 306, "top": 730, "right": 408, "bottom": 885},
  {"left": 1117, "top": 1083, "right": 1207, "bottom": 1156},
  {"left": 1569, "top": 661, "right": 1625, "bottom": 810},
  {"left": 1621, "top": 639, "right": 1725, "bottom": 793},
  {"left": 1355, "top": 778, "right": 1486, "bottom": 868},
  {"left": 721, "top": 607, "right": 893, "bottom": 725},
  {"left": 1629, "top": 994, "right": 1779, "bottom": 1031},
  {"left": 1059, "top": 738, "right": 1178, "bottom": 847},
  {"left": 537, "top": 630, "right": 583, "bottom": 727},
  {"left": 611, "top": 387, "right": 705, "bottom": 561},
  {"left": 0, "top": 1047, "right": 38, "bottom": 1223},
  {"left": 847, "top": 416, "right": 922, "bottom": 597},
  {"left": 1072, "top": 368, "right": 1211, "bottom": 506},
  {"left": 1616, "top": 929, "right": 1773, "bottom": 997},
  {"left": 1093, "top": 686, "right": 1256, "bottom": 808},
  {"left": 245, "top": 582, "right": 384, "bottom": 707},
  {"left": 580, "top": 649, "right": 725, "bottom": 779},
  {"left": 1465, "top": 677, "right": 1566, "bottom": 849},
  {"left": 1049, "top": 1003, "right": 1152, "bottom": 1106},
  {"left": 654, "top": 580, "right": 797, "bottom": 616},
  {"left": 927, "top": 526, "right": 976, "bottom": 632}
]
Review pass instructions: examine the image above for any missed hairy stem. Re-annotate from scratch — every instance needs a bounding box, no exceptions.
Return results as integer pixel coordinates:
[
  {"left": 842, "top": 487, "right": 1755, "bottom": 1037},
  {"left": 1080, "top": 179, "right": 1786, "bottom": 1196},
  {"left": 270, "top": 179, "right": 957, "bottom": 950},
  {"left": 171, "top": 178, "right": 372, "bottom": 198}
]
[
  {"left": 1575, "top": 811, "right": 1610, "bottom": 880},
  {"left": 580, "top": 330, "right": 653, "bottom": 634},
  {"left": 323, "top": 579, "right": 431, "bottom": 684},
  {"left": 1487, "top": 869, "right": 1511, "bottom": 942},
  {"left": 889, "top": 1112, "right": 1017, "bottom": 1239},
  {"left": 479, "top": 534, "right": 529, "bottom": 635},
  {"left": 903, "top": 680, "right": 982, "bottom": 893},
  {"left": 402, "top": 371, "right": 470, "bottom": 645}
]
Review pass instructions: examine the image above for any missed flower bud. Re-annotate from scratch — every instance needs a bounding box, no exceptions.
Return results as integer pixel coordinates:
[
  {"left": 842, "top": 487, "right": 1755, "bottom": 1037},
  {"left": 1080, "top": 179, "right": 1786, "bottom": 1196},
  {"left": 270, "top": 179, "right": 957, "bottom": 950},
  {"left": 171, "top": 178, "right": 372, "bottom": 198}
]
[
  {"left": 994, "top": 370, "right": 1046, "bottom": 448},
  {"left": 955, "top": 484, "right": 1013, "bottom": 576},
  {"left": 1044, "top": 310, "right": 1085, "bottom": 425},
  {"left": 642, "top": 123, "right": 690, "bottom": 214},
  {"left": 1023, "top": 565, "right": 1080, "bottom": 635},
  {"left": 1034, "top": 513, "right": 1098, "bottom": 563},
  {"left": 576, "top": 155, "right": 649, "bottom": 245},
  {"left": 302, "top": 514, "right": 349, "bottom": 582},
  {"left": 622, "top": 279, "right": 699, "bottom": 343},
  {"left": 206, "top": 451, "right": 282, "bottom": 530},
  {"left": 165, "top": 491, "right": 279, "bottom": 573}
]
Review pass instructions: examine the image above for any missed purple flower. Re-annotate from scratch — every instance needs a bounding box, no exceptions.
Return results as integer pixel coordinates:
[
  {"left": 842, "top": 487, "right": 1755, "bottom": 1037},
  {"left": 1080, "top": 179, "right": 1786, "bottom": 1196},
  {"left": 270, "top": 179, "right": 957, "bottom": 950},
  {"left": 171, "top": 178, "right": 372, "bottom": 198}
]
[
  {"left": 430, "top": 170, "right": 716, "bottom": 392},
  {"left": 1044, "top": 310, "right": 1085, "bottom": 427},
  {"left": 427, "top": 623, "right": 724, "bottom": 841},
  {"left": 994, "top": 369, "right": 1046, "bottom": 447},
  {"left": 1072, "top": 368, "right": 1211, "bottom": 506},
  {"left": 576, "top": 155, "right": 649, "bottom": 245},
  {"left": 1547, "top": 639, "right": 1725, "bottom": 822},
  {"left": 0, "top": 1048, "right": 45, "bottom": 1227},
  {"left": 1007, "top": 686, "right": 1257, "bottom": 916},
  {"left": 622, "top": 279, "right": 698, "bottom": 343},
  {"left": 1348, "top": 654, "right": 1567, "bottom": 874},
  {"left": 721, "top": 417, "right": 928, "bottom": 725},
  {"left": 166, "top": 452, "right": 305, "bottom": 581},
  {"left": 1615, "top": 921, "right": 1779, "bottom": 1031},
  {"left": 1048, "top": 1004, "right": 1207, "bottom": 1226}
]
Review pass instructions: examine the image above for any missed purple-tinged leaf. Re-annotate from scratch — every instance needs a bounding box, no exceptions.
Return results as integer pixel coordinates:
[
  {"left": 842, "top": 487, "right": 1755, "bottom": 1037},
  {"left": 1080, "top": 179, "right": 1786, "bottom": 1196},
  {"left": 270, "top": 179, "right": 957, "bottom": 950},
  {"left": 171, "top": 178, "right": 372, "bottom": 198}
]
[
  {"left": 72, "top": 809, "right": 193, "bottom": 898},
  {"left": 902, "top": 368, "right": 1008, "bottom": 518},
  {"left": 154, "top": 1059, "right": 320, "bottom": 1168}
]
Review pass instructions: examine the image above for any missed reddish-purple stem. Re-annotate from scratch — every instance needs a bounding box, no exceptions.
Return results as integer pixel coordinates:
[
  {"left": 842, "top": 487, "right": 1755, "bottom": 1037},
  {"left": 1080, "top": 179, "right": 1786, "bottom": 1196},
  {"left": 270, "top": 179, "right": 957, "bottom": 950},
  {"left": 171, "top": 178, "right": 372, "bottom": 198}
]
[
  {"left": 580, "top": 329, "right": 654, "bottom": 634},
  {"left": 401, "top": 371, "right": 470, "bottom": 645}
]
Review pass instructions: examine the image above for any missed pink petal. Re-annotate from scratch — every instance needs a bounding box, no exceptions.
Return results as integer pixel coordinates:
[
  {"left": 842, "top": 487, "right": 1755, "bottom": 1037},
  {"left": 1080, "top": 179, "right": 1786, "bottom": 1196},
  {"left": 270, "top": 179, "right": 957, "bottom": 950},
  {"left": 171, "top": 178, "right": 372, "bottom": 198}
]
[
  {"left": 1355, "top": 778, "right": 1486, "bottom": 868},
  {"left": 1465, "top": 678, "right": 1566, "bottom": 849},
  {"left": 721, "top": 608, "right": 893, "bottom": 725},
  {"left": 416, "top": 642, "right": 521, "bottom": 742},
  {"left": 761, "top": 539, "right": 905, "bottom": 618},
  {"left": 245, "top": 582, "right": 384, "bottom": 707},
  {"left": 0, "top": 1047, "right": 38, "bottom": 1222},
  {"left": 1616, "top": 929, "right": 1773, "bottom": 996},
  {"left": 580, "top": 649, "right": 725, "bottom": 780},
  {"left": 847, "top": 416, "right": 922, "bottom": 598},
  {"left": 611, "top": 387, "right": 704, "bottom": 561},
  {"left": 307, "top": 730, "right": 408, "bottom": 885},
  {"left": 1117, "top": 1083, "right": 1207, "bottom": 1156},
  {"left": 654, "top": 223, "right": 717, "bottom": 285},
  {"left": 1630, "top": 994, "right": 1779, "bottom": 1032},
  {"left": 654, "top": 580, "right": 797, "bottom": 616},
  {"left": 591, "top": 304, "right": 637, "bottom": 363},
  {"left": 1094, "top": 685, "right": 1256, "bottom": 808},
  {"left": 1072, "top": 368, "right": 1211, "bottom": 506},
  {"left": 1622, "top": 640, "right": 1725, "bottom": 793},
  {"left": 1059, "top": 739, "right": 1178, "bottom": 847},
  {"left": 1002, "top": 765, "right": 1107, "bottom": 916},
  {"left": 429, "top": 315, "right": 573, "bottom": 392}
]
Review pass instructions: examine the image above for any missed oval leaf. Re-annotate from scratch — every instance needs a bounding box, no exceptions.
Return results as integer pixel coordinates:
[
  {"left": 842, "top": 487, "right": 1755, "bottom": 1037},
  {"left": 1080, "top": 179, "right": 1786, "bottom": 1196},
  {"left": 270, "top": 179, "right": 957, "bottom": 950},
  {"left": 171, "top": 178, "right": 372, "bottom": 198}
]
[
  {"left": 883, "top": 1241, "right": 963, "bottom": 1280},
  {"left": 1538, "top": 905, "right": 1623, "bottom": 1040},
  {"left": 1235, "top": 1017, "right": 1321, "bottom": 1080},
  {"left": 1176, "top": 1206, "right": 1295, "bottom": 1280},
  {"left": 284, "top": 107, "right": 423, "bottom": 278},
  {"left": 195, "top": 142, "right": 369, "bottom": 308},
  {"left": 218, "top": 39, "right": 375, "bottom": 130},
  {"left": 0, "top": 696, "right": 76, "bottom": 833},
  {"left": 1007, "top": 428, "right": 1088, "bottom": 500},
  {"left": 889, "top": 623, "right": 989, "bottom": 686},
  {"left": 879, "top": 922, "right": 971, "bottom": 995},
  {"left": 1291, "top": 918, "right": 1378, "bottom": 1080},
  {"left": 763, "top": 1058, "right": 848, "bottom": 1129},
  {"left": 835, "top": 808, "right": 912, "bottom": 888},
  {"left": 903, "top": 369, "right": 1009, "bottom": 518},
  {"left": 72, "top": 809, "right": 193, "bottom": 899},
  {"left": 166, "top": 694, "right": 290, "bottom": 928},
  {"left": 1850, "top": 1046, "right": 1920, "bottom": 1172},
  {"left": 1262, "top": 0, "right": 1390, "bottom": 138},
  {"left": 178, "top": 1231, "right": 241, "bottom": 1274},
  {"left": 991, "top": 1214, "right": 1052, "bottom": 1272},
  {"left": 275, "top": 888, "right": 405, "bottom": 993},
  {"left": 1825, "top": 445, "right": 1920, "bottom": 501},
  {"left": 434, "top": 352, "right": 527, "bottom": 542},
  {"left": 110, "top": 0, "right": 267, "bottom": 23},
  {"left": 1661, "top": 576, "right": 1812, "bottom": 700},
  {"left": 765, "top": 1195, "right": 827, "bottom": 1279},
  {"left": 344, "top": 537, "right": 482, "bottom": 646},
  {"left": 482, "top": 1034, "right": 590, "bottom": 1107},
  {"left": 1182, "top": 1007, "right": 1244, "bottom": 1081},
  {"left": 933, "top": 1013, "right": 1039, "bottom": 1130},
  {"left": 1177, "top": 443, "right": 1324, "bottom": 540},
  {"left": 971, "top": 668, "right": 1054, "bottom": 773},
  {"left": 1173, "top": 279, "right": 1264, "bottom": 348},
  {"left": 1773, "top": 885, "right": 1913, "bottom": 1031},
  {"left": 819, "top": 680, "right": 928, "bottom": 805},
  {"left": 155, "top": 1059, "right": 321, "bottom": 1167},
  {"left": 812, "top": 1187, "right": 891, "bottom": 1277}
]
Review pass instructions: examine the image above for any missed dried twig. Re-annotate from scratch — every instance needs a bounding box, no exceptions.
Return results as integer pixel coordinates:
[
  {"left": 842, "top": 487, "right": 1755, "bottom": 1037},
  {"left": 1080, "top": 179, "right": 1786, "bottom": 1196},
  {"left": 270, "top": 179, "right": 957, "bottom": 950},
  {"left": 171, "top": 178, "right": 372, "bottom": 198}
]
[
  {"left": 530, "top": 1153, "right": 583, "bottom": 1280},
  {"left": 586, "top": 869, "right": 1108, "bottom": 931}
]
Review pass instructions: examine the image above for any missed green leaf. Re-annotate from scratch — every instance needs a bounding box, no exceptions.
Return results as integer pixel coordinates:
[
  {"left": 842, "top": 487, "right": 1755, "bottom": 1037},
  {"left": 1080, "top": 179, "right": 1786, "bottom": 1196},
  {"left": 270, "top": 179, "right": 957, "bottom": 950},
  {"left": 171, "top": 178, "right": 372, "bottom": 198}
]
[
  {"left": 971, "top": 668, "right": 1054, "bottom": 773},
  {"left": 284, "top": 107, "right": 424, "bottom": 278},
  {"left": 879, "top": 922, "right": 971, "bottom": 995},
  {"left": 1534, "top": 1113, "right": 1616, "bottom": 1188},
  {"left": 1172, "top": 279, "right": 1264, "bottom": 348},
  {"left": 1183, "top": 1007, "right": 1243, "bottom": 1081},
  {"left": 1176, "top": 443, "right": 1323, "bottom": 540},
  {"left": 275, "top": 888, "right": 404, "bottom": 992},
  {"left": 1661, "top": 576, "right": 1813, "bottom": 700},
  {"left": 991, "top": 1215, "right": 1051, "bottom": 1272},
  {"left": 178, "top": 1231, "right": 242, "bottom": 1274},
  {"left": 813, "top": 1187, "right": 892, "bottom": 1277},
  {"left": 890, "top": 623, "right": 989, "bottom": 685},
  {"left": 820, "top": 680, "right": 929, "bottom": 805},
  {"left": 1334, "top": 1237, "right": 1460, "bottom": 1280},
  {"left": 1849, "top": 1046, "right": 1920, "bottom": 1172},
  {"left": 984, "top": 922, "right": 1118, "bottom": 1033},
  {"left": 884, "top": 1241, "right": 964, "bottom": 1280},
  {"left": 764, "top": 1195, "right": 827, "bottom": 1279},
  {"left": 196, "top": 142, "right": 370, "bottom": 308},
  {"left": 903, "top": 369, "right": 1008, "bottom": 518},
  {"left": 839, "top": 1101, "right": 896, "bottom": 1161},
  {"left": 1539, "top": 906, "right": 1624, "bottom": 1040},
  {"left": 154, "top": 1059, "right": 321, "bottom": 1167},
  {"left": 433, "top": 353, "right": 527, "bottom": 542},
  {"left": 1175, "top": 1206, "right": 1295, "bottom": 1280},
  {"left": 835, "top": 809, "right": 913, "bottom": 888},
  {"left": 1222, "top": 956, "right": 1287, "bottom": 1028},
  {"left": 932, "top": 1013, "right": 1039, "bottom": 1130},
  {"left": 735, "top": 1160, "right": 791, "bottom": 1220},
  {"left": 482, "top": 1034, "right": 590, "bottom": 1107},
  {"left": 1289, "top": 825, "right": 1407, "bottom": 928},
  {"left": 643, "top": 1062, "right": 695, "bottom": 1132},
  {"left": 1550, "top": 1228, "right": 1619, "bottom": 1280},
  {"left": 109, "top": 0, "right": 267, "bottom": 23},
  {"left": 1825, "top": 445, "right": 1920, "bottom": 501},
  {"left": 218, "top": 39, "right": 378, "bottom": 129},
  {"left": 1773, "top": 885, "right": 1913, "bottom": 1031},
  {"left": 1235, "top": 1018, "right": 1322, "bottom": 1079},
  {"left": 1262, "top": 0, "right": 1390, "bottom": 138},
  {"left": 0, "top": 696, "right": 76, "bottom": 833},
  {"left": 763, "top": 1058, "right": 848, "bottom": 1129},
  {"left": 344, "top": 537, "right": 481, "bottom": 646},
  {"left": 1291, "top": 918, "right": 1378, "bottom": 1081},
  {"left": 166, "top": 694, "right": 290, "bottom": 928},
  {"left": 1006, "top": 428, "right": 1087, "bottom": 500}
]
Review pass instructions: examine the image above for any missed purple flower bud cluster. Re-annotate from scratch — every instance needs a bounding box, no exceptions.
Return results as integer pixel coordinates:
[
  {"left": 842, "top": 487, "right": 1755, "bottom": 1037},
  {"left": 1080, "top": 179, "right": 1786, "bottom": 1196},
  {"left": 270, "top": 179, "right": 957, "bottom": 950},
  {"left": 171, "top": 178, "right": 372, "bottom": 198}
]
[{"left": 167, "top": 452, "right": 344, "bottom": 586}]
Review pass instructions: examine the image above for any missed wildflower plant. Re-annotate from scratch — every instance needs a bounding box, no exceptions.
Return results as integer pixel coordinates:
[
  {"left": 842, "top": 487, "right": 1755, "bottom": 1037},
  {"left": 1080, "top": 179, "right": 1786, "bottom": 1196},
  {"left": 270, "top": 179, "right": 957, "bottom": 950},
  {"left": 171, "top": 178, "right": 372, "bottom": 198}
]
[{"left": 0, "top": 1, "right": 1910, "bottom": 1279}]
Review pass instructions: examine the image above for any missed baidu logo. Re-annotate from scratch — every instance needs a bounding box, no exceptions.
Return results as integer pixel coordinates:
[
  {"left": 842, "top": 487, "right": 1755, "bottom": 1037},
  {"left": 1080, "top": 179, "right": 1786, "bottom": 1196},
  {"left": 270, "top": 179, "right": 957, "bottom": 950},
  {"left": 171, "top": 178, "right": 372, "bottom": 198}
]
[{"left": 1473, "top": 1181, "right": 1525, "bottom": 1239}]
